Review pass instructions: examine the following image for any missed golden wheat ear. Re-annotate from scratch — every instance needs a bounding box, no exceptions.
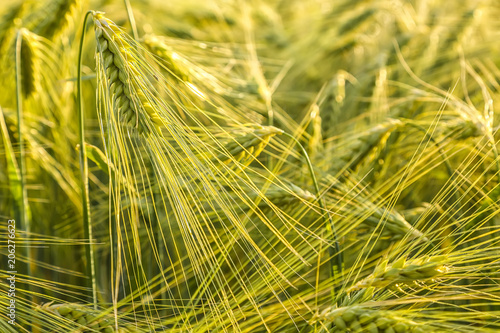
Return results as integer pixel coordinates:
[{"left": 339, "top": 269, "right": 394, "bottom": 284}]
[
  {"left": 348, "top": 254, "right": 449, "bottom": 292},
  {"left": 93, "top": 12, "right": 165, "bottom": 136},
  {"left": 330, "top": 118, "right": 403, "bottom": 173},
  {"left": 142, "top": 34, "right": 192, "bottom": 83},
  {"left": 314, "top": 305, "right": 448, "bottom": 333},
  {"left": 34, "top": 0, "right": 81, "bottom": 40},
  {"left": 216, "top": 125, "right": 283, "bottom": 168},
  {"left": 36, "top": 302, "right": 151, "bottom": 332}
]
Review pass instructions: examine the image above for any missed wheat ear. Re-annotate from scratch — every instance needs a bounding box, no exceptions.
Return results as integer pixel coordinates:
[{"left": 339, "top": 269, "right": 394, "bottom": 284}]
[
  {"left": 142, "top": 34, "right": 191, "bottom": 82},
  {"left": 217, "top": 125, "right": 283, "bottom": 166},
  {"left": 441, "top": 117, "right": 484, "bottom": 140},
  {"left": 333, "top": 118, "right": 402, "bottom": 172},
  {"left": 35, "top": 0, "right": 80, "bottom": 40},
  {"left": 348, "top": 254, "right": 449, "bottom": 292},
  {"left": 37, "top": 303, "right": 148, "bottom": 332},
  {"left": 313, "top": 305, "right": 445, "bottom": 333},
  {"left": 93, "top": 12, "right": 163, "bottom": 135},
  {"left": 19, "top": 29, "right": 40, "bottom": 98},
  {"left": 262, "top": 183, "right": 316, "bottom": 208},
  {"left": 38, "top": 303, "right": 113, "bottom": 332}
]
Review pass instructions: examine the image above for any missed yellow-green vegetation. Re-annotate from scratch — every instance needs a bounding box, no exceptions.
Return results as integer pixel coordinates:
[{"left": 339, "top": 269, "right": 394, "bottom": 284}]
[{"left": 1, "top": 0, "right": 500, "bottom": 332}]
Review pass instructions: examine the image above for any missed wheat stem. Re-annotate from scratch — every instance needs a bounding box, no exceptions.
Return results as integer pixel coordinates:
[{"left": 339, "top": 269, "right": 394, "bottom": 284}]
[
  {"left": 282, "top": 131, "right": 342, "bottom": 303},
  {"left": 14, "top": 28, "right": 32, "bottom": 329},
  {"left": 77, "top": 10, "right": 98, "bottom": 309}
]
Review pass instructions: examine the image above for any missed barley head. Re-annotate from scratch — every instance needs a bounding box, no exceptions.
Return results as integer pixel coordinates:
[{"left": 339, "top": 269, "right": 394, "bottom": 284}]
[
  {"left": 313, "top": 305, "right": 444, "bottom": 333},
  {"left": 259, "top": 183, "right": 316, "bottom": 209},
  {"left": 93, "top": 12, "right": 164, "bottom": 136},
  {"left": 37, "top": 303, "right": 113, "bottom": 332},
  {"left": 349, "top": 254, "right": 450, "bottom": 292},
  {"left": 440, "top": 117, "right": 484, "bottom": 140},
  {"left": 217, "top": 125, "right": 283, "bottom": 167},
  {"left": 332, "top": 118, "right": 402, "bottom": 172},
  {"left": 19, "top": 29, "right": 41, "bottom": 98},
  {"left": 35, "top": 0, "right": 81, "bottom": 40},
  {"left": 142, "top": 34, "right": 191, "bottom": 82}
]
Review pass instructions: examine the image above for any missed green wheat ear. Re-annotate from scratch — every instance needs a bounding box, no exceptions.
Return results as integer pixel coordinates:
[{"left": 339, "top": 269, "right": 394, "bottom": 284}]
[
  {"left": 348, "top": 254, "right": 450, "bottom": 292},
  {"left": 142, "top": 34, "right": 191, "bottom": 82},
  {"left": 34, "top": 0, "right": 81, "bottom": 40},
  {"left": 19, "top": 29, "right": 41, "bottom": 98},
  {"left": 330, "top": 118, "right": 403, "bottom": 173},
  {"left": 313, "top": 305, "right": 447, "bottom": 333},
  {"left": 217, "top": 125, "right": 283, "bottom": 167},
  {"left": 93, "top": 12, "right": 165, "bottom": 136},
  {"left": 37, "top": 303, "right": 148, "bottom": 332}
]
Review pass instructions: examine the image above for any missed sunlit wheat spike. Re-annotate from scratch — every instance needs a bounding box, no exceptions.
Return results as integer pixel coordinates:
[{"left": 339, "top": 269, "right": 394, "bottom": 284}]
[
  {"left": 37, "top": 303, "right": 148, "bottom": 332},
  {"left": 366, "top": 205, "right": 428, "bottom": 241},
  {"left": 332, "top": 118, "right": 403, "bottom": 172},
  {"left": 305, "top": 104, "right": 323, "bottom": 158},
  {"left": 439, "top": 117, "right": 484, "bottom": 140},
  {"left": 35, "top": 0, "right": 80, "bottom": 40},
  {"left": 348, "top": 254, "right": 450, "bottom": 292},
  {"left": 259, "top": 183, "right": 316, "bottom": 209},
  {"left": 38, "top": 303, "right": 113, "bottom": 331},
  {"left": 313, "top": 306, "right": 446, "bottom": 333},
  {"left": 142, "top": 34, "right": 191, "bottom": 82},
  {"left": 93, "top": 12, "right": 164, "bottom": 135},
  {"left": 19, "top": 29, "right": 41, "bottom": 98},
  {"left": 217, "top": 125, "right": 283, "bottom": 166},
  {"left": 328, "top": 176, "right": 427, "bottom": 241}
]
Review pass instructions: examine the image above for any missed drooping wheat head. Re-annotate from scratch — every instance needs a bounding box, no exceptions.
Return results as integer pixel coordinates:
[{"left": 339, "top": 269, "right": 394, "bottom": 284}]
[
  {"left": 348, "top": 254, "right": 450, "bottom": 292},
  {"left": 326, "top": 175, "right": 427, "bottom": 241},
  {"left": 142, "top": 34, "right": 191, "bottom": 82},
  {"left": 93, "top": 12, "right": 164, "bottom": 135},
  {"left": 261, "top": 183, "right": 316, "bottom": 208},
  {"left": 330, "top": 118, "right": 403, "bottom": 173},
  {"left": 313, "top": 305, "right": 452, "bottom": 333},
  {"left": 34, "top": 0, "right": 81, "bottom": 40},
  {"left": 216, "top": 125, "right": 283, "bottom": 167},
  {"left": 37, "top": 302, "right": 149, "bottom": 332}
]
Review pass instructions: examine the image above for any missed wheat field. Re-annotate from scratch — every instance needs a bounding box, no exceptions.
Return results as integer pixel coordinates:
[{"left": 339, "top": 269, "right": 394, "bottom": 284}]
[{"left": 1, "top": 0, "right": 500, "bottom": 332}]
